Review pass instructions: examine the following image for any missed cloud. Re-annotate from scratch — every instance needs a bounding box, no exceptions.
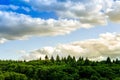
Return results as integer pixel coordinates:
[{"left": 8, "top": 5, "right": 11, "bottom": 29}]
[
  {"left": 21, "top": 6, "right": 30, "bottom": 12},
  {"left": 28, "top": 0, "right": 120, "bottom": 23},
  {"left": 21, "top": 33, "right": 120, "bottom": 61},
  {"left": 0, "top": 11, "right": 92, "bottom": 43},
  {"left": 0, "top": 4, "right": 19, "bottom": 10},
  {"left": 0, "top": 0, "right": 120, "bottom": 43},
  {"left": 29, "top": 0, "right": 107, "bottom": 24},
  {"left": 28, "top": 0, "right": 113, "bottom": 22},
  {"left": 107, "top": 1, "right": 120, "bottom": 22},
  {"left": 0, "top": 4, "right": 30, "bottom": 12},
  {"left": 0, "top": 38, "right": 7, "bottom": 44}
]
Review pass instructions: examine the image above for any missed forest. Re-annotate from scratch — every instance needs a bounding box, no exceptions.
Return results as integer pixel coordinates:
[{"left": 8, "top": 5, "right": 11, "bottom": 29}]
[{"left": 0, "top": 55, "right": 120, "bottom": 80}]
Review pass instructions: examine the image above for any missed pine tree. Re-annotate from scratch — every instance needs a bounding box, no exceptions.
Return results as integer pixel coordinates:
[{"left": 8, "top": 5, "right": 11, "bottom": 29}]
[
  {"left": 115, "top": 58, "right": 119, "bottom": 64},
  {"left": 39, "top": 57, "right": 41, "bottom": 60},
  {"left": 72, "top": 56, "right": 76, "bottom": 62},
  {"left": 67, "top": 55, "right": 72, "bottom": 62},
  {"left": 77, "top": 57, "right": 83, "bottom": 62},
  {"left": 84, "top": 58, "right": 90, "bottom": 65},
  {"left": 50, "top": 56, "right": 54, "bottom": 63},
  {"left": 106, "top": 57, "right": 111, "bottom": 64},
  {"left": 56, "top": 55, "right": 60, "bottom": 62},
  {"left": 45, "top": 55, "right": 48, "bottom": 60}
]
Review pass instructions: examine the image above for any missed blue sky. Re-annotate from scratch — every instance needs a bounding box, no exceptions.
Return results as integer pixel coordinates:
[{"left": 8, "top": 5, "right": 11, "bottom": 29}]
[{"left": 0, "top": 0, "right": 120, "bottom": 60}]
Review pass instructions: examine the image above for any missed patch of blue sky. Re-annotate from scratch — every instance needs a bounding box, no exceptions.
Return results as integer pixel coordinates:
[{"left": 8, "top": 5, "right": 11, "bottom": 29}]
[
  {"left": 0, "top": 0, "right": 58, "bottom": 19},
  {"left": 0, "top": 0, "right": 11, "bottom": 5}
]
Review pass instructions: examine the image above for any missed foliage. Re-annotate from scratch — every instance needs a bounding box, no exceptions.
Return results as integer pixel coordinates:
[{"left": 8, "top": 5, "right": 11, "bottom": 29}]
[{"left": 0, "top": 56, "right": 120, "bottom": 80}]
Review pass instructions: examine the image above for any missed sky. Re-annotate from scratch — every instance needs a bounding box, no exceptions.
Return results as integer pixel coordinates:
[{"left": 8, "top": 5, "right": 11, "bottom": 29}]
[{"left": 0, "top": 0, "right": 120, "bottom": 61}]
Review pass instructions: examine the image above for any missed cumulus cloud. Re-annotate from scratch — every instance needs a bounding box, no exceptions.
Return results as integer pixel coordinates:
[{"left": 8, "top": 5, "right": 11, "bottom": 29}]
[
  {"left": 21, "top": 33, "right": 120, "bottom": 61},
  {"left": 0, "top": 0, "right": 120, "bottom": 43},
  {"left": 29, "top": 0, "right": 107, "bottom": 24},
  {"left": 0, "top": 11, "right": 92, "bottom": 43},
  {"left": 107, "top": 1, "right": 120, "bottom": 22},
  {"left": 28, "top": 0, "right": 120, "bottom": 23}
]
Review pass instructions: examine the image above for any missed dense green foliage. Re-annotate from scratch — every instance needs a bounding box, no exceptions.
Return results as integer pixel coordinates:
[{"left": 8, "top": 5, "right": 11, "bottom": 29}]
[{"left": 0, "top": 56, "right": 120, "bottom": 80}]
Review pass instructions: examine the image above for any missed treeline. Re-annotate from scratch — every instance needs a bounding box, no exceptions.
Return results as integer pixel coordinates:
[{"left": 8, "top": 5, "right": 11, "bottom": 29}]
[{"left": 0, "top": 55, "right": 120, "bottom": 80}]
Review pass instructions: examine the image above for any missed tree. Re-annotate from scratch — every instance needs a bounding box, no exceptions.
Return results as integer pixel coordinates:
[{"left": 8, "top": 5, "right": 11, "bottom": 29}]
[
  {"left": 84, "top": 58, "right": 90, "bottom": 65},
  {"left": 115, "top": 58, "right": 119, "bottom": 64},
  {"left": 50, "top": 56, "right": 55, "bottom": 63},
  {"left": 77, "top": 57, "right": 83, "bottom": 61},
  {"left": 61, "top": 57, "right": 67, "bottom": 63},
  {"left": 45, "top": 55, "right": 49, "bottom": 60},
  {"left": 114, "top": 77, "right": 120, "bottom": 80},
  {"left": 77, "top": 57, "right": 84, "bottom": 66},
  {"left": 72, "top": 56, "right": 76, "bottom": 62},
  {"left": 3, "top": 72, "right": 28, "bottom": 80},
  {"left": 90, "top": 75, "right": 99, "bottom": 80},
  {"left": 39, "top": 57, "right": 42, "bottom": 60},
  {"left": 67, "top": 55, "right": 72, "bottom": 62},
  {"left": 0, "top": 55, "right": 120, "bottom": 80},
  {"left": 56, "top": 55, "right": 60, "bottom": 62},
  {"left": 0, "top": 74, "right": 5, "bottom": 80},
  {"left": 106, "top": 57, "right": 111, "bottom": 64}
]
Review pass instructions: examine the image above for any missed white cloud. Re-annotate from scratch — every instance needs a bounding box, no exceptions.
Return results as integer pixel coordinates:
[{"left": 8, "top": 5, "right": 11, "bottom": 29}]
[
  {"left": 0, "top": 4, "right": 30, "bottom": 12},
  {"left": 28, "top": 0, "right": 120, "bottom": 23},
  {"left": 21, "top": 6, "right": 30, "bottom": 12},
  {"left": 0, "top": 38, "right": 7, "bottom": 44},
  {"left": 0, "top": 0, "right": 120, "bottom": 43},
  {"left": 21, "top": 33, "right": 120, "bottom": 61},
  {"left": 107, "top": 1, "right": 120, "bottom": 22},
  {"left": 0, "top": 5, "right": 19, "bottom": 10},
  {"left": 0, "top": 11, "right": 93, "bottom": 43},
  {"left": 28, "top": 0, "right": 111, "bottom": 22}
]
